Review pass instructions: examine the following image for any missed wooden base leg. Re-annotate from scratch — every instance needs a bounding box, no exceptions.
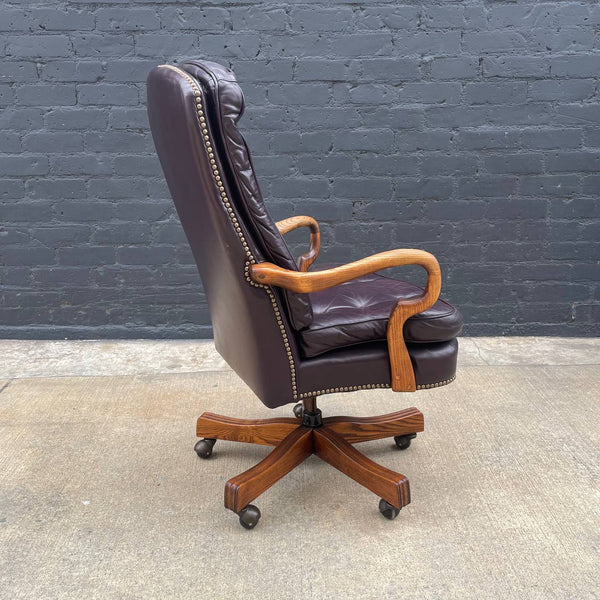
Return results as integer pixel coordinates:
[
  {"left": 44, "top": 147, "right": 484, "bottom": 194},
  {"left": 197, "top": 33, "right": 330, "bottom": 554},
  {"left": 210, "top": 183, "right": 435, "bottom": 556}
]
[
  {"left": 323, "top": 407, "right": 424, "bottom": 444},
  {"left": 195, "top": 404, "right": 424, "bottom": 526},
  {"left": 224, "top": 427, "right": 313, "bottom": 513},
  {"left": 313, "top": 428, "right": 410, "bottom": 509},
  {"left": 197, "top": 412, "right": 299, "bottom": 446}
]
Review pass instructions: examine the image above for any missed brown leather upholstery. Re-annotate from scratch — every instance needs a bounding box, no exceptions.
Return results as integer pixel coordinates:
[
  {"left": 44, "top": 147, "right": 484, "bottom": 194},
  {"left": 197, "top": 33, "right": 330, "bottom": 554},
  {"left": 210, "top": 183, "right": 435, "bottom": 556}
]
[
  {"left": 146, "top": 58, "right": 460, "bottom": 409},
  {"left": 301, "top": 271, "right": 462, "bottom": 357}
]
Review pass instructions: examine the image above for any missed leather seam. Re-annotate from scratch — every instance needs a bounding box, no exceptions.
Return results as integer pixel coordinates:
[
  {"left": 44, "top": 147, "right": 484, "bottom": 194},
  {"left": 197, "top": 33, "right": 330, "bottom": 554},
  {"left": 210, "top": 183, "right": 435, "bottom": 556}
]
[
  {"left": 305, "top": 313, "right": 456, "bottom": 334},
  {"left": 303, "top": 315, "right": 458, "bottom": 344},
  {"left": 300, "top": 337, "right": 454, "bottom": 359}
]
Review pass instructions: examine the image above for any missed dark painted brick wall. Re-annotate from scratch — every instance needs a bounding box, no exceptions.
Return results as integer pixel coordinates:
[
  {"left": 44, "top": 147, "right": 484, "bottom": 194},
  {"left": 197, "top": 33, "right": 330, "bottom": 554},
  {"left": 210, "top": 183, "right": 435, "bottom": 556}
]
[{"left": 1, "top": 1, "right": 599, "bottom": 339}]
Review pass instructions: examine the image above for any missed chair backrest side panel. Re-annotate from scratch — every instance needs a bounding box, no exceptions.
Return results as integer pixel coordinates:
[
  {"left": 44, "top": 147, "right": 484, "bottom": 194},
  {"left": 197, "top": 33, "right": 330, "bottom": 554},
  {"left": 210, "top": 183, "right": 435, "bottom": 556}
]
[{"left": 147, "top": 65, "right": 299, "bottom": 408}]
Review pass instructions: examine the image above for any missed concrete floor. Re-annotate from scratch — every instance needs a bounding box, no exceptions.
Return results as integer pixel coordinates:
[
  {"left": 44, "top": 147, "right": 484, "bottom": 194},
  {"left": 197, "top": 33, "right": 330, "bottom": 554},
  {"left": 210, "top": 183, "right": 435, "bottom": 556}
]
[{"left": 0, "top": 338, "right": 599, "bottom": 599}]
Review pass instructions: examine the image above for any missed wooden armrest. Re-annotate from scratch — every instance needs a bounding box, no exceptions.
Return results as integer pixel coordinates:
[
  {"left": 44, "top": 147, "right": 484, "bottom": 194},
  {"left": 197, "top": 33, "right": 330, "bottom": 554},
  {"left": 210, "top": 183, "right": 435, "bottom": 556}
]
[
  {"left": 275, "top": 215, "right": 320, "bottom": 272},
  {"left": 251, "top": 249, "right": 441, "bottom": 393}
]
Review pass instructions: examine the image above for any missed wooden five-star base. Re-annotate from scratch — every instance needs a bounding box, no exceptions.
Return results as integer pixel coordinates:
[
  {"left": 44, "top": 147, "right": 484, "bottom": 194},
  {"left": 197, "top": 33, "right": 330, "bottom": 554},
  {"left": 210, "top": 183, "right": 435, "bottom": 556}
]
[{"left": 195, "top": 397, "right": 424, "bottom": 528}]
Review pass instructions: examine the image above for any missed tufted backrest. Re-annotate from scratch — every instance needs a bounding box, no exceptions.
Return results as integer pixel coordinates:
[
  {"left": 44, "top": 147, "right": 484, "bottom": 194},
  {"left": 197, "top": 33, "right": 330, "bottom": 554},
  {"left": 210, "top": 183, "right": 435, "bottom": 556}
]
[{"left": 180, "top": 60, "right": 313, "bottom": 330}]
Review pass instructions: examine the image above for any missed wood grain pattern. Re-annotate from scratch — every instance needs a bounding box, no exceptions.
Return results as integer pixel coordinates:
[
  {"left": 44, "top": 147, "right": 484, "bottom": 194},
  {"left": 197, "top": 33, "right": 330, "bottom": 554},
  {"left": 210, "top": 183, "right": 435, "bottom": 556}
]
[
  {"left": 275, "top": 215, "right": 320, "bottom": 271},
  {"left": 313, "top": 428, "right": 410, "bottom": 509},
  {"left": 387, "top": 255, "right": 441, "bottom": 392},
  {"left": 196, "top": 412, "right": 299, "bottom": 446},
  {"left": 323, "top": 407, "right": 424, "bottom": 444},
  {"left": 224, "top": 427, "right": 313, "bottom": 512},
  {"left": 250, "top": 248, "right": 437, "bottom": 293},
  {"left": 250, "top": 248, "right": 442, "bottom": 392},
  {"left": 198, "top": 404, "right": 425, "bottom": 514}
]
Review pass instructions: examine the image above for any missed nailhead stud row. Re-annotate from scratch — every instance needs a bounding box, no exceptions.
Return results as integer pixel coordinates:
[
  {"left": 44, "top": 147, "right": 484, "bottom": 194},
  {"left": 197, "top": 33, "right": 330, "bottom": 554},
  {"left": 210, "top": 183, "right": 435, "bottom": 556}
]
[
  {"left": 298, "top": 383, "right": 390, "bottom": 399},
  {"left": 300, "top": 374, "right": 457, "bottom": 398},
  {"left": 416, "top": 375, "right": 456, "bottom": 390}
]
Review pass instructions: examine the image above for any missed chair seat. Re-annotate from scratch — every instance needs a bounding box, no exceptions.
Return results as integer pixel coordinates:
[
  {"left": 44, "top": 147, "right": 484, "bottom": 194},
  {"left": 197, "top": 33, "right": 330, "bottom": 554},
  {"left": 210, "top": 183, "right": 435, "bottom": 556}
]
[{"left": 298, "top": 272, "right": 463, "bottom": 358}]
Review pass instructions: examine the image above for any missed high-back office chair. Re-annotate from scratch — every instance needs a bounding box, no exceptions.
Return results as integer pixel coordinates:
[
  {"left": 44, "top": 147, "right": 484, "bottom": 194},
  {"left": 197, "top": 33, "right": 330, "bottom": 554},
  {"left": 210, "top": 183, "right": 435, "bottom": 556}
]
[{"left": 147, "top": 60, "right": 462, "bottom": 529}]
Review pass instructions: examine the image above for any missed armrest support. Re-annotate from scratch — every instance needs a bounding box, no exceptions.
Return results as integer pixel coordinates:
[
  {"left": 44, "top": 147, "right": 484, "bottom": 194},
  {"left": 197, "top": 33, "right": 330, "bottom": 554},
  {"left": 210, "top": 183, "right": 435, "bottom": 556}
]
[
  {"left": 275, "top": 215, "right": 320, "bottom": 272},
  {"left": 251, "top": 249, "right": 442, "bottom": 393}
]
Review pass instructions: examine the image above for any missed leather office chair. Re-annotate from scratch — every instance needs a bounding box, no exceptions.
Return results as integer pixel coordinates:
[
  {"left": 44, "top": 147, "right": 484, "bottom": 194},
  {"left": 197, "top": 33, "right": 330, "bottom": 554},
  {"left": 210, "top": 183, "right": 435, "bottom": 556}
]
[{"left": 146, "top": 59, "right": 462, "bottom": 529}]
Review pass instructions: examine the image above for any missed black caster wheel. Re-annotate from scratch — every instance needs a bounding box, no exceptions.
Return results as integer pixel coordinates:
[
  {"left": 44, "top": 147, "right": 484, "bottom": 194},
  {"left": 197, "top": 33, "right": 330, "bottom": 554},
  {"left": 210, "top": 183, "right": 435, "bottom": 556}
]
[
  {"left": 238, "top": 504, "right": 261, "bottom": 529},
  {"left": 379, "top": 499, "right": 401, "bottom": 520},
  {"left": 194, "top": 438, "right": 216, "bottom": 459},
  {"left": 293, "top": 403, "right": 303, "bottom": 419},
  {"left": 394, "top": 433, "right": 417, "bottom": 450}
]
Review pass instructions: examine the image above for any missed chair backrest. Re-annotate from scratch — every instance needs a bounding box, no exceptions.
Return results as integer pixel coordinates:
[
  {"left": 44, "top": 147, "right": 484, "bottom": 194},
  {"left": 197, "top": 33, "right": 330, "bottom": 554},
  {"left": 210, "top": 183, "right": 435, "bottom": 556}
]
[{"left": 146, "top": 59, "right": 306, "bottom": 407}]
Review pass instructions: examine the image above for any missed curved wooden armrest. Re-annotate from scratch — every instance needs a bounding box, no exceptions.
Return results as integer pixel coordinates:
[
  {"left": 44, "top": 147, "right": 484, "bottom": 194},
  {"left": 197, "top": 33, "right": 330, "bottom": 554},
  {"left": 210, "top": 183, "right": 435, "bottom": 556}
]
[
  {"left": 251, "top": 249, "right": 442, "bottom": 393},
  {"left": 275, "top": 215, "right": 320, "bottom": 272}
]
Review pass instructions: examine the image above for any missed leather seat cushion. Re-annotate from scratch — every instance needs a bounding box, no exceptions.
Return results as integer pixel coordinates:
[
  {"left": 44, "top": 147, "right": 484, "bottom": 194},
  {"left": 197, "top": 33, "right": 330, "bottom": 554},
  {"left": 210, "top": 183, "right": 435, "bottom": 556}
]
[
  {"left": 298, "top": 272, "right": 463, "bottom": 358},
  {"left": 298, "top": 339, "right": 458, "bottom": 395}
]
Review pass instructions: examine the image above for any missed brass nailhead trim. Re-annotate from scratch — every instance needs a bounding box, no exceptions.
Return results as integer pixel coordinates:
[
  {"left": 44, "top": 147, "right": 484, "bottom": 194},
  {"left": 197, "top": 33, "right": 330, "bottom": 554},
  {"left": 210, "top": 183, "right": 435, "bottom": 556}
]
[
  {"left": 298, "top": 375, "right": 456, "bottom": 399},
  {"left": 159, "top": 64, "right": 299, "bottom": 399},
  {"left": 415, "top": 375, "right": 456, "bottom": 390}
]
